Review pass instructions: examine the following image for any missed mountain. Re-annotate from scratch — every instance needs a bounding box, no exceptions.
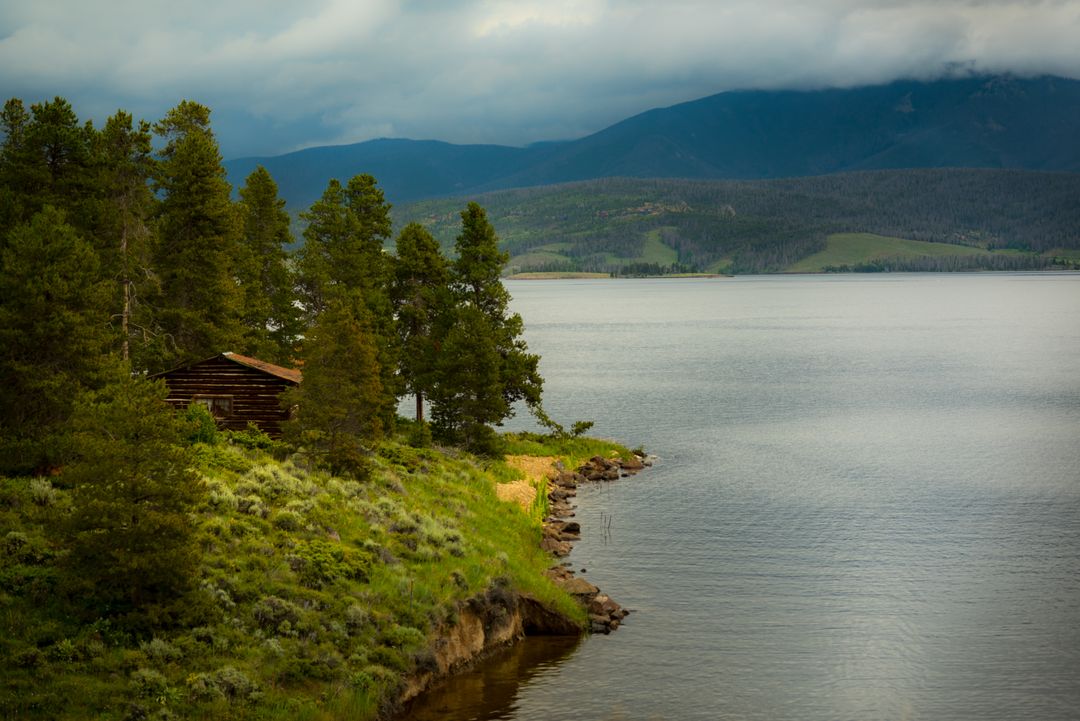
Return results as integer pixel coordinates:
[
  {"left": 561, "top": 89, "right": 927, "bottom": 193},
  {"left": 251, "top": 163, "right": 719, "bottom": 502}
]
[{"left": 224, "top": 75, "right": 1080, "bottom": 207}]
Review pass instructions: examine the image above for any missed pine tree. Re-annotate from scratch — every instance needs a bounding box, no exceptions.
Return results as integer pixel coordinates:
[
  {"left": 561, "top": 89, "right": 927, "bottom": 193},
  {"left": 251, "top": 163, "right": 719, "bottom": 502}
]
[
  {"left": 282, "top": 294, "right": 384, "bottom": 479},
  {"left": 0, "top": 207, "right": 115, "bottom": 474},
  {"left": 94, "top": 110, "right": 159, "bottom": 367},
  {"left": 429, "top": 202, "right": 543, "bottom": 451},
  {"left": 392, "top": 222, "right": 450, "bottom": 422},
  {"left": 0, "top": 96, "right": 97, "bottom": 240},
  {"left": 63, "top": 374, "right": 203, "bottom": 625},
  {"left": 236, "top": 165, "right": 301, "bottom": 364},
  {"left": 295, "top": 175, "right": 399, "bottom": 425},
  {"left": 428, "top": 305, "right": 506, "bottom": 454},
  {"left": 152, "top": 100, "right": 244, "bottom": 365}
]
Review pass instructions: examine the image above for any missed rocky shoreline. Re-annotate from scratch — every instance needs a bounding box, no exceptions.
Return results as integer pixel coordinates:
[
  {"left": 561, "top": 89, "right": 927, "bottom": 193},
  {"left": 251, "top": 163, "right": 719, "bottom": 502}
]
[
  {"left": 542, "top": 453, "right": 651, "bottom": 633},
  {"left": 394, "top": 451, "right": 651, "bottom": 716}
]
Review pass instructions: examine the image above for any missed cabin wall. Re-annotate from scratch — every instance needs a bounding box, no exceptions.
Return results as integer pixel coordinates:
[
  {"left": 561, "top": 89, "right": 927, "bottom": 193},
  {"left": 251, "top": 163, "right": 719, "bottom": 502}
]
[{"left": 159, "top": 356, "right": 295, "bottom": 437}]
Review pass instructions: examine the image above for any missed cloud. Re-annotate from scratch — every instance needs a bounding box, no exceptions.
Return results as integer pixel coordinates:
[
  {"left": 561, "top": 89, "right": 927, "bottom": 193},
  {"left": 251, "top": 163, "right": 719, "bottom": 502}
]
[{"left": 1, "top": 0, "right": 1077, "bottom": 157}]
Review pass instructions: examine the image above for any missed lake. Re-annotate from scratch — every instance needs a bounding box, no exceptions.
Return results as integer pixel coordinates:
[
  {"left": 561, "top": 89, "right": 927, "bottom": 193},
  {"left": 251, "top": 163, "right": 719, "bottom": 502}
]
[{"left": 406, "top": 273, "right": 1080, "bottom": 721}]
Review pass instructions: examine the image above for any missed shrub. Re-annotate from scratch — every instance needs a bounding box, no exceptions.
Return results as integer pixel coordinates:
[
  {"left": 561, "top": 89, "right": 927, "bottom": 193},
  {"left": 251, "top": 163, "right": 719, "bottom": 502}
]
[
  {"left": 225, "top": 424, "right": 277, "bottom": 451},
  {"left": 287, "top": 540, "right": 372, "bottom": 588},
  {"left": 48, "top": 638, "right": 78, "bottom": 663},
  {"left": 130, "top": 667, "right": 169, "bottom": 698},
  {"left": 344, "top": 604, "right": 369, "bottom": 630},
  {"left": 186, "top": 666, "right": 260, "bottom": 702},
  {"left": 368, "top": 646, "right": 408, "bottom": 673},
  {"left": 271, "top": 509, "right": 303, "bottom": 532},
  {"left": 140, "top": 638, "right": 183, "bottom": 663},
  {"left": 184, "top": 404, "right": 220, "bottom": 445},
  {"left": 29, "top": 478, "right": 57, "bottom": 507},
  {"left": 381, "top": 624, "right": 426, "bottom": 650},
  {"left": 252, "top": 595, "right": 302, "bottom": 631}
]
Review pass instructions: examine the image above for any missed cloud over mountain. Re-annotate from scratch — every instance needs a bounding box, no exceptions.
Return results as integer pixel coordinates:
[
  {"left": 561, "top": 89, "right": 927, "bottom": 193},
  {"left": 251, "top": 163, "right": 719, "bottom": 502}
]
[{"left": 2, "top": 0, "right": 1078, "bottom": 157}]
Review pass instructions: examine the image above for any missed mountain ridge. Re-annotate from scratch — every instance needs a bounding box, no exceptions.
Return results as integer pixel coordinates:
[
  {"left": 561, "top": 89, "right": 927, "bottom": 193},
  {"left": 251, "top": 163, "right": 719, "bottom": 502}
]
[{"left": 224, "top": 74, "right": 1080, "bottom": 207}]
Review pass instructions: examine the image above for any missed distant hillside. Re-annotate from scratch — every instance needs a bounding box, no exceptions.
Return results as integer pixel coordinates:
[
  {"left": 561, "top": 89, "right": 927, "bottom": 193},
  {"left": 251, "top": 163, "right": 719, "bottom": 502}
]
[
  {"left": 393, "top": 169, "right": 1080, "bottom": 274},
  {"left": 225, "top": 75, "right": 1080, "bottom": 206}
]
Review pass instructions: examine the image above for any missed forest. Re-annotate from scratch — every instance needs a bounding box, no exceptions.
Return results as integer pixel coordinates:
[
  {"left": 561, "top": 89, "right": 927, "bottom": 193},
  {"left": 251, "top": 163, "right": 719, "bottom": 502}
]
[
  {"left": 0, "top": 95, "right": 551, "bottom": 477},
  {"left": 0, "top": 96, "right": 614, "bottom": 719},
  {"left": 394, "top": 170, "right": 1080, "bottom": 274}
]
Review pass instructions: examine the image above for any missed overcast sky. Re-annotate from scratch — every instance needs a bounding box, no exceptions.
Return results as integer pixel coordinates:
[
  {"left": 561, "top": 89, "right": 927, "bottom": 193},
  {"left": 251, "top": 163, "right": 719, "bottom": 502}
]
[{"left": 2, "top": 0, "right": 1078, "bottom": 159}]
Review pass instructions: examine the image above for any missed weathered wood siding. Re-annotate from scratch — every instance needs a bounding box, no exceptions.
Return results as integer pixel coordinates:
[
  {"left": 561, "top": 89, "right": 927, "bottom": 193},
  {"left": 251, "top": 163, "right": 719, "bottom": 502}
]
[{"left": 159, "top": 356, "right": 296, "bottom": 437}]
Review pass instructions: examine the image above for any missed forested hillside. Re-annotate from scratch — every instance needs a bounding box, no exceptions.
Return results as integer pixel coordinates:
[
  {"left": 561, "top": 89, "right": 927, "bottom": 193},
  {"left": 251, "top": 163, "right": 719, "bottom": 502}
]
[{"left": 394, "top": 169, "right": 1080, "bottom": 274}]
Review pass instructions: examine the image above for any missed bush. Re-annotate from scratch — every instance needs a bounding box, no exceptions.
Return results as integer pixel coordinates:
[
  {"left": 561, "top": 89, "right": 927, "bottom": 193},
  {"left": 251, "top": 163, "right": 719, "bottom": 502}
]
[
  {"left": 271, "top": 509, "right": 303, "bottom": 532},
  {"left": 251, "top": 595, "right": 302, "bottom": 631},
  {"left": 381, "top": 624, "right": 426, "bottom": 650},
  {"left": 29, "top": 478, "right": 58, "bottom": 507},
  {"left": 287, "top": 540, "right": 372, "bottom": 588},
  {"left": 225, "top": 424, "right": 276, "bottom": 451},
  {"left": 186, "top": 666, "right": 260, "bottom": 702},
  {"left": 184, "top": 404, "right": 220, "bottom": 445},
  {"left": 139, "top": 638, "right": 183, "bottom": 663},
  {"left": 130, "top": 667, "right": 169, "bottom": 698}
]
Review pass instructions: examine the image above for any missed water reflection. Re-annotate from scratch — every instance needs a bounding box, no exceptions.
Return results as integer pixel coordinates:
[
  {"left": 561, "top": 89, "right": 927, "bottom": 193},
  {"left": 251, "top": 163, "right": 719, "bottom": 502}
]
[{"left": 399, "top": 637, "right": 582, "bottom": 721}]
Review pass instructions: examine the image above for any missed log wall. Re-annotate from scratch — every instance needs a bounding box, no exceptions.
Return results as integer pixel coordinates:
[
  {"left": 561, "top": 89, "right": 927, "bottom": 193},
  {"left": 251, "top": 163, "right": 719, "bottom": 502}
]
[{"left": 159, "top": 356, "right": 296, "bottom": 438}]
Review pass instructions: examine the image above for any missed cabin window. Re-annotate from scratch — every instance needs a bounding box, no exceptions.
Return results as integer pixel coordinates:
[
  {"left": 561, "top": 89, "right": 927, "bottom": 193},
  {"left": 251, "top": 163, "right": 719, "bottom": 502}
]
[{"left": 193, "top": 394, "right": 233, "bottom": 418}]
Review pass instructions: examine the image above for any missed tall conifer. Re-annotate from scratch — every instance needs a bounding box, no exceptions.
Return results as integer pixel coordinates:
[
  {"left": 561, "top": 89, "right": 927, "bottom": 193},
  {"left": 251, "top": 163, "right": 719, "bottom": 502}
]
[
  {"left": 0, "top": 208, "right": 115, "bottom": 473},
  {"left": 282, "top": 294, "right": 384, "bottom": 479},
  {"left": 295, "top": 176, "right": 399, "bottom": 425},
  {"left": 393, "top": 222, "right": 450, "bottom": 422},
  {"left": 152, "top": 100, "right": 243, "bottom": 365},
  {"left": 63, "top": 374, "right": 203, "bottom": 625},
  {"left": 430, "top": 202, "right": 543, "bottom": 452},
  {"left": 236, "top": 165, "right": 301, "bottom": 364},
  {"left": 95, "top": 110, "right": 159, "bottom": 367}
]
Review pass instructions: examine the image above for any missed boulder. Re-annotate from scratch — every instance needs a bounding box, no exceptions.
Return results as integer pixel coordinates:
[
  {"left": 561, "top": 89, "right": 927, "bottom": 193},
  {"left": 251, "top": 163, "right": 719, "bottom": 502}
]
[{"left": 556, "top": 577, "right": 599, "bottom": 597}]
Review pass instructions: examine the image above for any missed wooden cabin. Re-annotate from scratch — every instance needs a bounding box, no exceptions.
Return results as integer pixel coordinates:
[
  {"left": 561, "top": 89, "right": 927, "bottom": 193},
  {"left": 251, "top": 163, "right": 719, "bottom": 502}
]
[{"left": 152, "top": 352, "right": 302, "bottom": 438}]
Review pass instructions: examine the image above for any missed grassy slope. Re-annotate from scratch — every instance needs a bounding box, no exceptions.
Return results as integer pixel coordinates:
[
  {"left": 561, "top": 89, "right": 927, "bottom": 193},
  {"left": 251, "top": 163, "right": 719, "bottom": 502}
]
[
  {"left": 784, "top": 232, "right": 994, "bottom": 272},
  {"left": 1, "top": 433, "right": 631, "bottom": 721}
]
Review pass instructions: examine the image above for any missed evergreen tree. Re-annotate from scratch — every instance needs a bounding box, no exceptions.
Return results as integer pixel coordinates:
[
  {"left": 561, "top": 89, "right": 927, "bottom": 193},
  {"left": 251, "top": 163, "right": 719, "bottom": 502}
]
[
  {"left": 236, "top": 165, "right": 301, "bottom": 364},
  {"left": 392, "top": 222, "right": 450, "bottom": 422},
  {"left": 0, "top": 98, "right": 32, "bottom": 236},
  {"left": 152, "top": 100, "right": 243, "bottom": 365},
  {"left": 427, "top": 306, "right": 506, "bottom": 454},
  {"left": 282, "top": 294, "right": 384, "bottom": 479},
  {"left": 430, "top": 202, "right": 543, "bottom": 451},
  {"left": 63, "top": 374, "right": 203, "bottom": 625},
  {"left": 0, "top": 207, "right": 115, "bottom": 474},
  {"left": 94, "top": 110, "right": 160, "bottom": 366},
  {"left": 0, "top": 96, "right": 97, "bottom": 239},
  {"left": 295, "top": 175, "right": 399, "bottom": 425}
]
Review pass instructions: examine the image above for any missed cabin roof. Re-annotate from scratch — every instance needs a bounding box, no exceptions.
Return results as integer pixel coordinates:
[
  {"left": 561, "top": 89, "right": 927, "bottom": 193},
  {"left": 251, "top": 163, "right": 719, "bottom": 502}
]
[
  {"left": 221, "top": 352, "right": 302, "bottom": 384},
  {"left": 152, "top": 352, "right": 302, "bottom": 384}
]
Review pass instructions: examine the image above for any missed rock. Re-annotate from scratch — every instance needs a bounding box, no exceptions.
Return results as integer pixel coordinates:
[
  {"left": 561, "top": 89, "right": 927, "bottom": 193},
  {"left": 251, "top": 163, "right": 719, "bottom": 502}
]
[
  {"left": 620, "top": 455, "right": 645, "bottom": 470},
  {"left": 556, "top": 577, "right": 599, "bottom": 596},
  {"left": 540, "top": 537, "right": 572, "bottom": 557},
  {"left": 549, "top": 488, "right": 574, "bottom": 502},
  {"left": 560, "top": 521, "right": 581, "bottom": 535},
  {"left": 554, "top": 471, "right": 579, "bottom": 488},
  {"left": 589, "top": 615, "right": 612, "bottom": 633}
]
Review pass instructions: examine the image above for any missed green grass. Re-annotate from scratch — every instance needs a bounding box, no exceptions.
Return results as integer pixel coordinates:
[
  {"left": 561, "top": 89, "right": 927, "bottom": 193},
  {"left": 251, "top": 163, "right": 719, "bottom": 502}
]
[
  {"left": 785, "top": 232, "right": 991, "bottom": 272},
  {"left": 502, "top": 433, "right": 634, "bottom": 469},
  {"left": 640, "top": 229, "right": 679, "bottom": 266},
  {"left": 0, "top": 430, "right": 630, "bottom": 720}
]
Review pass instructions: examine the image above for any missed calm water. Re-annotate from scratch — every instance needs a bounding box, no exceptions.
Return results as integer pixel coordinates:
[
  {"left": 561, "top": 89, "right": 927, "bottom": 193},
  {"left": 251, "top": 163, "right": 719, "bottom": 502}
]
[{"left": 407, "top": 274, "right": 1080, "bottom": 721}]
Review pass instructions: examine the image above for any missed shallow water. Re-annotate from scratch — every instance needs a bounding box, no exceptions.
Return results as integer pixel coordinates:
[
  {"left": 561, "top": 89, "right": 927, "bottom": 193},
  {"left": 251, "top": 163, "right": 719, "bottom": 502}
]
[{"left": 405, "top": 273, "right": 1080, "bottom": 721}]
